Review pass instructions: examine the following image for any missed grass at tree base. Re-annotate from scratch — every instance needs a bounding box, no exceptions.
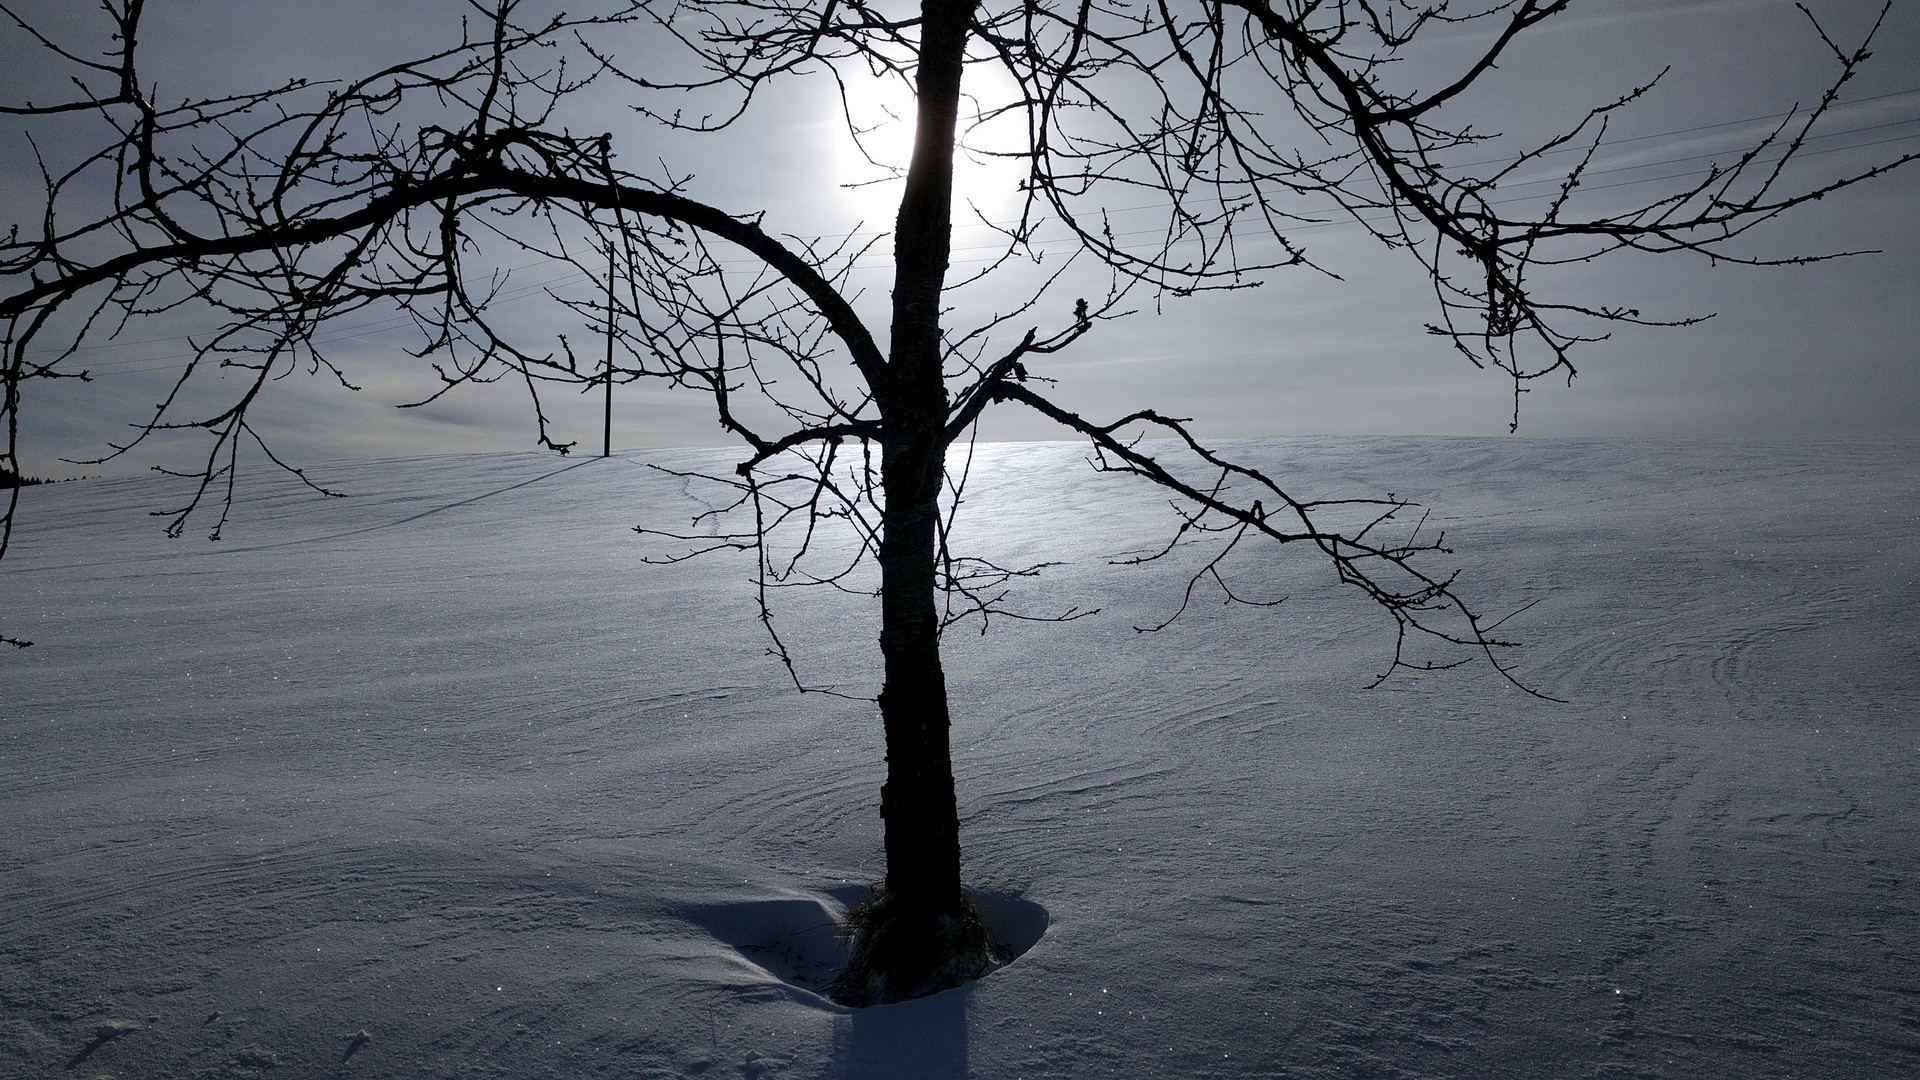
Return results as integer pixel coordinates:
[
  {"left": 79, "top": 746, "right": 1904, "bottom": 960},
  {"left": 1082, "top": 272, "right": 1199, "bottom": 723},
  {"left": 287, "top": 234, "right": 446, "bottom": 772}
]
[{"left": 825, "top": 892, "right": 1010, "bottom": 1007}]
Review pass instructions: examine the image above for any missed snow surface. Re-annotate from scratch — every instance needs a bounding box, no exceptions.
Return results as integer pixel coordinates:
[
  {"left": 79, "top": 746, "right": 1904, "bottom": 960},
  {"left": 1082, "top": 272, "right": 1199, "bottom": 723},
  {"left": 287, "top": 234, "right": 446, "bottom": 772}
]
[{"left": 2, "top": 436, "right": 1917, "bottom": 1079}]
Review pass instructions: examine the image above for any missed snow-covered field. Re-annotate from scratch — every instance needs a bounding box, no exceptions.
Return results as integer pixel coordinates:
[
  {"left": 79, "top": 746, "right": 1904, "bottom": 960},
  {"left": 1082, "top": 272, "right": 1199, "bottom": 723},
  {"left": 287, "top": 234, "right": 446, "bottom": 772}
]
[{"left": 2, "top": 437, "right": 1916, "bottom": 1079}]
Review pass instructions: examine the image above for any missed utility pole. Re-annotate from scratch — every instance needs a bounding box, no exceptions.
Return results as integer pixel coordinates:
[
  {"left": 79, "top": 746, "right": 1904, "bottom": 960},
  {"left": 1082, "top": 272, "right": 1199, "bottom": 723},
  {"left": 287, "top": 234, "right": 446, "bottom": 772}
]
[{"left": 603, "top": 241, "right": 615, "bottom": 459}]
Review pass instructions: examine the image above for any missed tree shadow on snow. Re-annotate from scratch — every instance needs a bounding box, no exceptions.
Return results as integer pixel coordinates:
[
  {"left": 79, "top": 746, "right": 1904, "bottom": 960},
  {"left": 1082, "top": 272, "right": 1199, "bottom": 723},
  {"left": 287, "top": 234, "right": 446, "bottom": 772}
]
[{"left": 839, "top": 984, "right": 970, "bottom": 1079}]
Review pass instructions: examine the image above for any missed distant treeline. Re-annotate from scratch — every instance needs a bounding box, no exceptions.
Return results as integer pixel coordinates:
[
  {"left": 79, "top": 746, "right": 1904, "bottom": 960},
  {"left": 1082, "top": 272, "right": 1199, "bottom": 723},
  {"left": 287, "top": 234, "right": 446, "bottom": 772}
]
[{"left": 1, "top": 465, "right": 46, "bottom": 489}]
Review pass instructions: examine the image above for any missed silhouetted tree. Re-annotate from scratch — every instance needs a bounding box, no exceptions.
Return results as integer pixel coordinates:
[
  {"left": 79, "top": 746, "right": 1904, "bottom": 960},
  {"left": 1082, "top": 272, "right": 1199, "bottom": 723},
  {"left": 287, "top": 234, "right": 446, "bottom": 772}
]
[{"left": 2, "top": 0, "right": 1911, "bottom": 1001}]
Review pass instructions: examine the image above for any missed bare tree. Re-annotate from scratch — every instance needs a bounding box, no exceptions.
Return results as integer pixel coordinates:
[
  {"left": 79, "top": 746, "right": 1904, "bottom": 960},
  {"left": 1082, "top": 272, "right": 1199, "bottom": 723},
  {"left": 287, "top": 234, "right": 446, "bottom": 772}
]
[{"left": 2, "top": 0, "right": 1911, "bottom": 1001}]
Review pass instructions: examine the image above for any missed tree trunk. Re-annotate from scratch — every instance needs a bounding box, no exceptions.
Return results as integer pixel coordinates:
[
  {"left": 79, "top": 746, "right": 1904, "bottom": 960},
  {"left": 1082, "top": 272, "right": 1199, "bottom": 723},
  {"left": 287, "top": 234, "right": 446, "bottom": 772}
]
[
  {"left": 827, "top": 0, "right": 995, "bottom": 1005},
  {"left": 877, "top": 433, "right": 961, "bottom": 918},
  {"left": 877, "top": 0, "right": 974, "bottom": 919}
]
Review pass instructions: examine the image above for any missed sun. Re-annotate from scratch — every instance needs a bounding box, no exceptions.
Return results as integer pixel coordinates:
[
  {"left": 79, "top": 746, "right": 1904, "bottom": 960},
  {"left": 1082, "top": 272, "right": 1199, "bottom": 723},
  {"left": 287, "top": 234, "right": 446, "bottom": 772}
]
[
  {"left": 829, "top": 65, "right": 1025, "bottom": 226},
  {"left": 832, "top": 77, "right": 917, "bottom": 187}
]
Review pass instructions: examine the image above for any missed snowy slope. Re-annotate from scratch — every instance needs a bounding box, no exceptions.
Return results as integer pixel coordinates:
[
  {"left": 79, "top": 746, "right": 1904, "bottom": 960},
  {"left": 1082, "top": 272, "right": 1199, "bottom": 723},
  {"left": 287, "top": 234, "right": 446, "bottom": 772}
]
[{"left": 2, "top": 437, "right": 1916, "bottom": 1079}]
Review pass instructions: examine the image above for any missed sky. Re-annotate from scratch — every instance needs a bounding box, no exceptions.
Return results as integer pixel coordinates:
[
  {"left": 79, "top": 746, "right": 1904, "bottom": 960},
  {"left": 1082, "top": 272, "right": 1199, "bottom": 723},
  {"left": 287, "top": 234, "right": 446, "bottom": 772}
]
[{"left": 2, "top": 0, "right": 1917, "bottom": 479}]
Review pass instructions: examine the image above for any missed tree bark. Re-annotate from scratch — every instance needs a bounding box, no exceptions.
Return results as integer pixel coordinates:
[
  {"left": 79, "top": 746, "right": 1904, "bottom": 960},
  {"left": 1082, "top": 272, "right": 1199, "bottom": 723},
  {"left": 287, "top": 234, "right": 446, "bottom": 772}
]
[{"left": 874, "top": 0, "right": 976, "bottom": 921}]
